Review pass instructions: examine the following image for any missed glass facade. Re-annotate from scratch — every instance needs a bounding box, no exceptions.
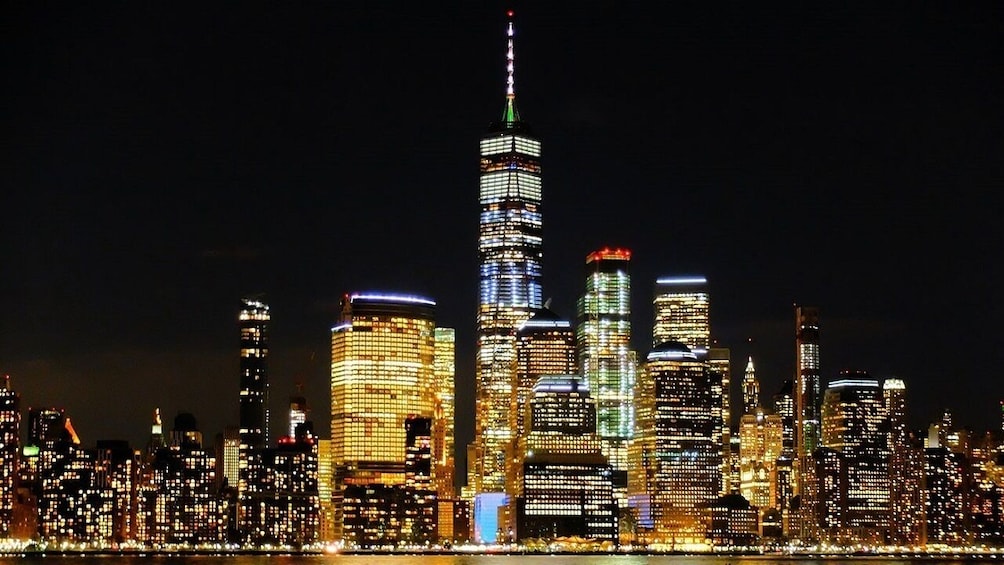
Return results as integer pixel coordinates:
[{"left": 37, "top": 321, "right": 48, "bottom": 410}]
[
  {"left": 433, "top": 327, "right": 456, "bottom": 499},
  {"left": 475, "top": 12, "right": 544, "bottom": 497},
  {"left": 631, "top": 343, "right": 721, "bottom": 544},
  {"left": 330, "top": 293, "right": 437, "bottom": 538},
  {"left": 652, "top": 276, "right": 710, "bottom": 351},
  {"left": 577, "top": 249, "right": 635, "bottom": 482},
  {"left": 0, "top": 376, "right": 19, "bottom": 536},
  {"left": 795, "top": 305, "right": 821, "bottom": 460}
]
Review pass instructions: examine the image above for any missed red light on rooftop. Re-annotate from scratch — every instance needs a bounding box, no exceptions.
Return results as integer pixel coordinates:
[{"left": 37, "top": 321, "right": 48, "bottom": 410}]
[
  {"left": 586, "top": 247, "right": 632, "bottom": 263},
  {"left": 507, "top": 10, "right": 514, "bottom": 17}
]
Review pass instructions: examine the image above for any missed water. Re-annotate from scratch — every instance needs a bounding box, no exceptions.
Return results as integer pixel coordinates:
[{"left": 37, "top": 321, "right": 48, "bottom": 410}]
[{"left": 0, "top": 556, "right": 996, "bottom": 565}]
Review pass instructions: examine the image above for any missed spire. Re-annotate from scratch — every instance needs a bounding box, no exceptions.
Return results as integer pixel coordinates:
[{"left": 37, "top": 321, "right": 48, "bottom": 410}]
[
  {"left": 502, "top": 10, "right": 521, "bottom": 124},
  {"left": 743, "top": 356, "right": 760, "bottom": 415}
]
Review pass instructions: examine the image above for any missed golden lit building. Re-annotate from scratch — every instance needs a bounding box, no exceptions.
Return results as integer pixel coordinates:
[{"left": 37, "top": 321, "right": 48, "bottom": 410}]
[
  {"left": 330, "top": 293, "right": 436, "bottom": 540},
  {"left": 739, "top": 408, "right": 783, "bottom": 512},
  {"left": 652, "top": 276, "right": 709, "bottom": 351},
  {"left": 509, "top": 307, "right": 576, "bottom": 494},
  {"left": 630, "top": 342, "right": 720, "bottom": 547},
  {"left": 433, "top": 327, "right": 456, "bottom": 499}
]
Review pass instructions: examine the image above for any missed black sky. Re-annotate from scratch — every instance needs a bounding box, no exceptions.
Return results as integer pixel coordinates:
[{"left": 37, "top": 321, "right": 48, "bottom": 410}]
[{"left": 3, "top": 2, "right": 1003, "bottom": 465}]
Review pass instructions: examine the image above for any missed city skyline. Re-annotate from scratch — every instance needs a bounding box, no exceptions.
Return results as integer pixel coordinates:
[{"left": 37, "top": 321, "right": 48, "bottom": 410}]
[{"left": 3, "top": 2, "right": 1003, "bottom": 455}]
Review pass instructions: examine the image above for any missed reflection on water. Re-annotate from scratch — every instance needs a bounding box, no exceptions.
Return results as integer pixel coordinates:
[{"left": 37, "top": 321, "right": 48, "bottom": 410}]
[{"left": 0, "top": 555, "right": 990, "bottom": 565}]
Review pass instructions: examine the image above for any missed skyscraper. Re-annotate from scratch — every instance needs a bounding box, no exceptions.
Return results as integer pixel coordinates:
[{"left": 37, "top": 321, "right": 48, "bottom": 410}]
[
  {"left": 741, "top": 356, "right": 759, "bottom": 416},
  {"left": 330, "top": 293, "right": 436, "bottom": 539},
  {"left": 630, "top": 342, "right": 720, "bottom": 546},
  {"left": 794, "top": 305, "right": 821, "bottom": 460},
  {"left": 577, "top": 248, "right": 635, "bottom": 495},
  {"left": 883, "top": 378, "right": 925, "bottom": 545},
  {"left": 652, "top": 276, "right": 710, "bottom": 351},
  {"left": 239, "top": 298, "right": 270, "bottom": 450},
  {"left": 289, "top": 389, "right": 307, "bottom": 439},
  {"left": 0, "top": 376, "right": 19, "bottom": 536},
  {"left": 820, "top": 374, "right": 889, "bottom": 542},
  {"left": 475, "top": 10, "right": 544, "bottom": 500},
  {"left": 516, "top": 375, "right": 617, "bottom": 544},
  {"left": 433, "top": 327, "right": 457, "bottom": 500}
]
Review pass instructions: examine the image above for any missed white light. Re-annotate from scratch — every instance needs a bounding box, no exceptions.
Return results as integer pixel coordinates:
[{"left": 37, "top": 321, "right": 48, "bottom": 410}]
[
  {"left": 656, "top": 276, "right": 707, "bottom": 285},
  {"left": 350, "top": 293, "right": 436, "bottom": 306}
]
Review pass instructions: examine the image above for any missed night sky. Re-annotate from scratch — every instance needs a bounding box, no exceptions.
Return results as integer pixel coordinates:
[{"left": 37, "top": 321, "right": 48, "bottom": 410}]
[{"left": 3, "top": 2, "right": 1003, "bottom": 470}]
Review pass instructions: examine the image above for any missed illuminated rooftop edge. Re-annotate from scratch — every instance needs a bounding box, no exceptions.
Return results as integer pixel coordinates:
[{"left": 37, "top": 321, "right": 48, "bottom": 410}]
[
  {"left": 647, "top": 349, "right": 698, "bottom": 361},
  {"left": 883, "top": 378, "right": 906, "bottom": 390},
  {"left": 830, "top": 379, "right": 880, "bottom": 389},
  {"left": 349, "top": 293, "right": 436, "bottom": 306},
  {"left": 656, "top": 276, "right": 707, "bottom": 285}
]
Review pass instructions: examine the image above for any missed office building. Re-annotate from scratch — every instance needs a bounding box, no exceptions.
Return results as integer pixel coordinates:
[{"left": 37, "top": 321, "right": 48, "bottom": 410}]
[
  {"left": 884, "top": 378, "right": 925, "bottom": 545},
  {"left": 433, "top": 328, "right": 457, "bottom": 500},
  {"left": 510, "top": 307, "right": 576, "bottom": 495},
  {"left": 739, "top": 407, "right": 783, "bottom": 512},
  {"left": 631, "top": 342, "right": 720, "bottom": 546},
  {"left": 330, "top": 292, "right": 436, "bottom": 539},
  {"left": 0, "top": 376, "right": 19, "bottom": 536},
  {"left": 795, "top": 306, "right": 821, "bottom": 460},
  {"left": 652, "top": 276, "right": 709, "bottom": 351},
  {"left": 820, "top": 374, "right": 889, "bottom": 542},
  {"left": 516, "top": 375, "right": 617, "bottom": 544},
  {"left": 474, "top": 10, "right": 544, "bottom": 510},
  {"left": 238, "top": 296, "right": 270, "bottom": 531},
  {"left": 742, "top": 357, "right": 759, "bottom": 416},
  {"left": 577, "top": 248, "right": 635, "bottom": 497}
]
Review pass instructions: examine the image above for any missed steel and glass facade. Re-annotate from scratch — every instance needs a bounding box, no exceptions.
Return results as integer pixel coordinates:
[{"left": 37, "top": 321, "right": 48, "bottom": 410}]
[
  {"left": 0, "top": 376, "right": 19, "bottom": 536},
  {"left": 795, "top": 306, "right": 821, "bottom": 461},
  {"left": 475, "top": 13, "right": 544, "bottom": 498},
  {"left": 577, "top": 248, "right": 635, "bottom": 485},
  {"left": 631, "top": 342, "right": 720, "bottom": 544},
  {"left": 433, "top": 327, "right": 456, "bottom": 499},
  {"left": 652, "top": 276, "right": 710, "bottom": 351}
]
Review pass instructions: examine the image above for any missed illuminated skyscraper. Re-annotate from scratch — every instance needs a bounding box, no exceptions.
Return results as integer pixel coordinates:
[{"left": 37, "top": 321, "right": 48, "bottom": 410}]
[
  {"left": 433, "top": 327, "right": 456, "bottom": 499},
  {"left": 577, "top": 248, "right": 635, "bottom": 495},
  {"left": 795, "top": 306, "right": 821, "bottom": 461},
  {"left": 820, "top": 374, "right": 889, "bottom": 541},
  {"left": 0, "top": 376, "right": 19, "bottom": 536},
  {"left": 239, "top": 298, "right": 270, "bottom": 450},
  {"left": 630, "top": 342, "right": 720, "bottom": 545},
  {"left": 510, "top": 307, "right": 576, "bottom": 495},
  {"left": 330, "top": 293, "right": 436, "bottom": 539},
  {"left": 652, "top": 276, "right": 710, "bottom": 351},
  {"left": 708, "top": 347, "right": 731, "bottom": 496},
  {"left": 742, "top": 357, "right": 759, "bottom": 416},
  {"left": 738, "top": 407, "right": 783, "bottom": 512},
  {"left": 475, "top": 10, "right": 544, "bottom": 501},
  {"left": 883, "top": 378, "right": 925, "bottom": 545},
  {"left": 516, "top": 375, "right": 616, "bottom": 543},
  {"left": 772, "top": 380, "right": 797, "bottom": 527}
]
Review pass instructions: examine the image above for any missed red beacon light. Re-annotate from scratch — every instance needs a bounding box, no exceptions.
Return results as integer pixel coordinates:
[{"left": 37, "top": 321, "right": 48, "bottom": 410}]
[{"left": 507, "top": 10, "right": 514, "bottom": 17}]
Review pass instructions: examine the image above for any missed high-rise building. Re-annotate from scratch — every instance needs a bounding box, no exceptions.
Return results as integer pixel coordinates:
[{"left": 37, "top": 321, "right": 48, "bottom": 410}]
[
  {"left": 772, "top": 380, "right": 797, "bottom": 530},
  {"left": 516, "top": 375, "right": 616, "bottom": 544},
  {"left": 330, "top": 292, "right": 436, "bottom": 539},
  {"left": 883, "top": 378, "right": 925, "bottom": 545},
  {"left": 0, "top": 376, "right": 19, "bottom": 536},
  {"left": 510, "top": 308, "right": 576, "bottom": 494},
  {"left": 738, "top": 407, "right": 783, "bottom": 512},
  {"left": 403, "top": 417, "right": 437, "bottom": 544},
  {"left": 742, "top": 356, "right": 759, "bottom": 416},
  {"left": 794, "top": 306, "right": 821, "bottom": 461},
  {"left": 820, "top": 374, "right": 889, "bottom": 542},
  {"left": 433, "top": 327, "right": 456, "bottom": 500},
  {"left": 577, "top": 248, "right": 635, "bottom": 500},
  {"left": 238, "top": 296, "right": 270, "bottom": 518},
  {"left": 474, "top": 10, "right": 544, "bottom": 504},
  {"left": 630, "top": 342, "right": 720, "bottom": 546},
  {"left": 652, "top": 276, "right": 710, "bottom": 351},
  {"left": 708, "top": 347, "right": 731, "bottom": 496},
  {"left": 925, "top": 446, "right": 967, "bottom": 545}
]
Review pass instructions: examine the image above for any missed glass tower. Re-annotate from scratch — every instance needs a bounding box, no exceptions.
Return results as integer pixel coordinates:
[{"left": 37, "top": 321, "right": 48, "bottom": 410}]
[
  {"left": 652, "top": 276, "right": 710, "bottom": 352},
  {"left": 433, "top": 327, "right": 457, "bottom": 499},
  {"left": 577, "top": 248, "right": 635, "bottom": 489},
  {"left": 475, "top": 10, "right": 544, "bottom": 496},
  {"left": 795, "top": 305, "right": 821, "bottom": 460},
  {"left": 0, "top": 376, "right": 19, "bottom": 536},
  {"left": 239, "top": 297, "right": 270, "bottom": 450}
]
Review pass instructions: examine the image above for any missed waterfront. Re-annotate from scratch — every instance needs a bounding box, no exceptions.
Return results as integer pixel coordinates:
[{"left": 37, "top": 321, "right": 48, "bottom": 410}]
[{"left": 2, "top": 555, "right": 1003, "bottom": 565}]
